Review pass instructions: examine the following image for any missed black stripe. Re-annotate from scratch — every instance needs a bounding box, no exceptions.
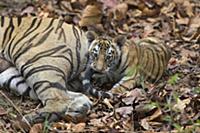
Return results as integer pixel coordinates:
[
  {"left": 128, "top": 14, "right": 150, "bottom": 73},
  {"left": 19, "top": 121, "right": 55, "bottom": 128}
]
[
  {"left": 116, "top": 52, "right": 122, "bottom": 70},
  {"left": 20, "top": 45, "right": 66, "bottom": 73},
  {"left": 51, "top": 54, "right": 73, "bottom": 76},
  {"left": 151, "top": 47, "right": 158, "bottom": 82},
  {"left": 24, "top": 65, "right": 65, "bottom": 80},
  {"left": 145, "top": 47, "right": 154, "bottom": 80},
  {"left": 6, "top": 75, "right": 21, "bottom": 88},
  {"left": 120, "top": 65, "right": 129, "bottom": 76},
  {"left": 142, "top": 48, "right": 150, "bottom": 78},
  {"left": 154, "top": 50, "right": 162, "bottom": 82},
  {"left": 55, "top": 19, "right": 64, "bottom": 33},
  {"left": 37, "top": 82, "right": 66, "bottom": 96},
  {"left": 17, "top": 17, "right": 22, "bottom": 26},
  {"left": 23, "top": 18, "right": 38, "bottom": 36},
  {"left": 24, "top": 18, "right": 42, "bottom": 37},
  {"left": 62, "top": 48, "right": 74, "bottom": 80},
  {"left": 23, "top": 87, "right": 31, "bottom": 96},
  {"left": 12, "top": 33, "right": 40, "bottom": 63},
  {"left": 1, "top": 16, "right": 4, "bottom": 27},
  {"left": 13, "top": 43, "right": 34, "bottom": 64},
  {"left": 5, "top": 34, "right": 17, "bottom": 59},
  {"left": 33, "top": 80, "right": 65, "bottom": 95},
  {"left": 5, "top": 18, "right": 15, "bottom": 59},
  {"left": 120, "top": 52, "right": 129, "bottom": 73},
  {"left": 150, "top": 44, "right": 164, "bottom": 82},
  {"left": 7, "top": 18, "right": 15, "bottom": 57},
  {"left": 72, "top": 26, "right": 81, "bottom": 76},
  {"left": 58, "top": 28, "right": 67, "bottom": 42},
  {"left": 33, "top": 80, "right": 49, "bottom": 91},
  {"left": 158, "top": 43, "right": 170, "bottom": 64},
  {"left": 42, "top": 18, "right": 54, "bottom": 33},
  {"left": 10, "top": 33, "right": 38, "bottom": 59},
  {"left": 2, "top": 20, "right": 12, "bottom": 48},
  {"left": 33, "top": 27, "right": 54, "bottom": 47},
  {"left": 25, "top": 18, "right": 42, "bottom": 37},
  {"left": 9, "top": 18, "right": 42, "bottom": 59},
  {"left": 142, "top": 46, "right": 155, "bottom": 81},
  {"left": 16, "top": 79, "right": 26, "bottom": 87}
]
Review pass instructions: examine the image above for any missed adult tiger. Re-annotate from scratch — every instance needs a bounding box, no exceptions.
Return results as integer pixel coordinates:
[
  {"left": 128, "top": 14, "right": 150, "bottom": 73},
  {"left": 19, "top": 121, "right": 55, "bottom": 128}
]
[
  {"left": 0, "top": 16, "right": 112, "bottom": 124},
  {"left": 82, "top": 32, "right": 171, "bottom": 94}
]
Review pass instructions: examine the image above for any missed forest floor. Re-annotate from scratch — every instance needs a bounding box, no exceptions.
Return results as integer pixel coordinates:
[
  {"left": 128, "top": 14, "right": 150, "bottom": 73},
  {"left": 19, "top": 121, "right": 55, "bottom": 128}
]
[{"left": 0, "top": 0, "right": 199, "bottom": 132}]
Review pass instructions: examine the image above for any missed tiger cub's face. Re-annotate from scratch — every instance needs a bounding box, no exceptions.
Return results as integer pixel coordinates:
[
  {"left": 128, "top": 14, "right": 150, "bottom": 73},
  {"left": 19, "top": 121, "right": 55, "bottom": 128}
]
[{"left": 86, "top": 31, "right": 126, "bottom": 73}]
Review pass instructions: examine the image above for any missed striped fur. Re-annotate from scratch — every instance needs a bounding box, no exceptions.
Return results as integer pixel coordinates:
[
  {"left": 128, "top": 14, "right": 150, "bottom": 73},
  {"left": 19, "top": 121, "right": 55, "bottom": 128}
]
[
  {"left": 0, "top": 16, "right": 96, "bottom": 124},
  {"left": 82, "top": 32, "right": 171, "bottom": 94}
]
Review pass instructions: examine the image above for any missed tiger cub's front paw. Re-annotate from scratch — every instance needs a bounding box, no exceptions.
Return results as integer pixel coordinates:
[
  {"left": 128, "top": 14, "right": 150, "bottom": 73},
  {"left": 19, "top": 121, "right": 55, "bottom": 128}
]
[
  {"left": 109, "top": 84, "right": 128, "bottom": 95},
  {"left": 92, "top": 73, "right": 108, "bottom": 86}
]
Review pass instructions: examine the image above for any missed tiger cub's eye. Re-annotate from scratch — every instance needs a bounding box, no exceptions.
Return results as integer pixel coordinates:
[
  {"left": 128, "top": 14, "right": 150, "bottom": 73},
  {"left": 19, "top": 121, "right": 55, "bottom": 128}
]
[
  {"left": 93, "top": 53, "right": 98, "bottom": 57},
  {"left": 91, "top": 52, "right": 98, "bottom": 59},
  {"left": 106, "top": 55, "right": 112, "bottom": 61}
]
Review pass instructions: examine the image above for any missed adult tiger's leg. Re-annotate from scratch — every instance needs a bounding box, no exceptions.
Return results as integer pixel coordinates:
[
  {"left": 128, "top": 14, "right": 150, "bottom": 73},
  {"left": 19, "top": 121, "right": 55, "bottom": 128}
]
[
  {"left": 0, "top": 67, "right": 30, "bottom": 94},
  {"left": 23, "top": 81, "right": 92, "bottom": 124},
  {"left": 0, "top": 58, "right": 32, "bottom": 97},
  {"left": 20, "top": 63, "right": 92, "bottom": 124},
  {"left": 0, "top": 69, "right": 92, "bottom": 125}
]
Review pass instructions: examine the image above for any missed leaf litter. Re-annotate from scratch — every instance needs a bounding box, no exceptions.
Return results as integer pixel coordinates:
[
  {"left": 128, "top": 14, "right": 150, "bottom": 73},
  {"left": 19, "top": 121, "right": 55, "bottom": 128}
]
[{"left": 0, "top": 0, "right": 199, "bottom": 132}]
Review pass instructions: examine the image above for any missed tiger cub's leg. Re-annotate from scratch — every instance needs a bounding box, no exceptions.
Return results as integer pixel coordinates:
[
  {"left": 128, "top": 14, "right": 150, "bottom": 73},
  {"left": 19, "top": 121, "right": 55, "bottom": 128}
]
[
  {"left": 109, "top": 76, "right": 140, "bottom": 94},
  {"left": 108, "top": 67, "right": 141, "bottom": 94},
  {"left": 81, "top": 67, "right": 113, "bottom": 99}
]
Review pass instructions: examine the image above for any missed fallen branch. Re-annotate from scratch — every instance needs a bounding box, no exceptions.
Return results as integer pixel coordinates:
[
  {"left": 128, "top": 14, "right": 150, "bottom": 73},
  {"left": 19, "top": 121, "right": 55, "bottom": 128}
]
[{"left": 0, "top": 90, "right": 31, "bottom": 128}]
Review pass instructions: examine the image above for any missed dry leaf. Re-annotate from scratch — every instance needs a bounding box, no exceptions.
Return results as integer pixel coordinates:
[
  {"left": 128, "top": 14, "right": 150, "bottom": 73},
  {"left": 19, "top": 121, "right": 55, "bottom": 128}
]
[
  {"left": 79, "top": 5, "right": 102, "bottom": 27},
  {"left": 183, "top": 1, "right": 194, "bottom": 17},
  {"left": 173, "top": 98, "right": 191, "bottom": 112},
  {"left": 0, "top": 107, "right": 7, "bottom": 116},
  {"left": 180, "top": 48, "right": 199, "bottom": 59},
  {"left": 89, "top": 118, "right": 105, "bottom": 128},
  {"left": 72, "top": 123, "right": 86, "bottom": 132},
  {"left": 52, "top": 122, "right": 72, "bottom": 131},
  {"left": 161, "top": 2, "right": 176, "bottom": 14},
  {"left": 29, "top": 123, "right": 43, "bottom": 133},
  {"left": 140, "top": 118, "right": 151, "bottom": 130},
  {"left": 21, "top": 6, "right": 35, "bottom": 15},
  {"left": 122, "top": 88, "right": 145, "bottom": 105},
  {"left": 176, "top": 18, "right": 189, "bottom": 25},
  {"left": 113, "top": 3, "right": 128, "bottom": 21},
  {"left": 148, "top": 108, "right": 162, "bottom": 121},
  {"left": 115, "top": 106, "right": 133, "bottom": 117},
  {"left": 103, "top": 98, "right": 114, "bottom": 109},
  {"left": 100, "top": 0, "right": 118, "bottom": 9},
  {"left": 143, "top": 24, "right": 155, "bottom": 37}
]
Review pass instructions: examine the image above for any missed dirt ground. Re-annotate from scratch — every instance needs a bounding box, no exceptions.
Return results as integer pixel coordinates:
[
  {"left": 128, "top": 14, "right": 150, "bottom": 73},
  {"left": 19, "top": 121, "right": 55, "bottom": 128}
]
[{"left": 0, "top": 0, "right": 199, "bottom": 132}]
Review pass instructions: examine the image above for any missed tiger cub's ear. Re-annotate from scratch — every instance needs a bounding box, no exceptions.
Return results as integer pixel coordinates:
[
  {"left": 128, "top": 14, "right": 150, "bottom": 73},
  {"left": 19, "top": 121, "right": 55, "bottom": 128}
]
[
  {"left": 86, "top": 31, "right": 97, "bottom": 43},
  {"left": 114, "top": 35, "right": 126, "bottom": 48}
]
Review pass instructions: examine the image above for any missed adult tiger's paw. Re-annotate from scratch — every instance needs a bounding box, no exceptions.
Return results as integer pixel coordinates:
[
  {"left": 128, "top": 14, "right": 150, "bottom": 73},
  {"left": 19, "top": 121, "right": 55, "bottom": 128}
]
[{"left": 22, "top": 92, "right": 92, "bottom": 125}]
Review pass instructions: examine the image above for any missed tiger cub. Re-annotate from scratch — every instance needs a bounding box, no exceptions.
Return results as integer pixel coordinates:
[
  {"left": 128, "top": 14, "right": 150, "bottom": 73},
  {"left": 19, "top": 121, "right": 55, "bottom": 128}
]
[{"left": 82, "top": 32, "right": 171, "bottom": 94}]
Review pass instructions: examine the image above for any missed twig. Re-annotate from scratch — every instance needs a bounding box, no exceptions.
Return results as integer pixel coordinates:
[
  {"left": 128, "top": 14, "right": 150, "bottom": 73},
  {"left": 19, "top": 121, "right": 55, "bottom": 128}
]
[{"left": 0, "top": 90, "right": 31, "bottom": 128}]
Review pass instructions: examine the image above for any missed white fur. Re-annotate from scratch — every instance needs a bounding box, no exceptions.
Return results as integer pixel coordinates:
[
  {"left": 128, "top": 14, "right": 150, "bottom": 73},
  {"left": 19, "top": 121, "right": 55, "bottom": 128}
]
[{"left": 0, "top": 67, "right": 29, "bottom": 95}]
